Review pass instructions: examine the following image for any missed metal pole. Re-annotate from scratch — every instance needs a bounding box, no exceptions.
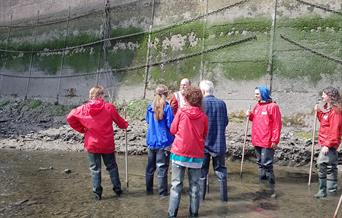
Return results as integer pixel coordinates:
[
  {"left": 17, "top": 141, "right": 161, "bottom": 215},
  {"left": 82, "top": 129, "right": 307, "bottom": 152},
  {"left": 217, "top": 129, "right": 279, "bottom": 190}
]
[
  {"left": 2, "top": 13, "right": 13, "bottom": 68},
  {"left": 200, "top": 0, "right": 208, "bottom": 81},
  {"left": 56, "top": 6, "right": 71, "bottom": 104},
  {"left": 24, "top": 10, "right": 40, "bottom": 100},
  {"left": 96, "top": 0, "right": 111, "bottom": 85},
  {"left": 143, "top": 0, "right": 156, "bottom": 99},
  {"left": 0, "top": 13, "right": 13, "bottom": 95},
  {"left": 267, "top": 0, "right": 278, "bottom": 93}
]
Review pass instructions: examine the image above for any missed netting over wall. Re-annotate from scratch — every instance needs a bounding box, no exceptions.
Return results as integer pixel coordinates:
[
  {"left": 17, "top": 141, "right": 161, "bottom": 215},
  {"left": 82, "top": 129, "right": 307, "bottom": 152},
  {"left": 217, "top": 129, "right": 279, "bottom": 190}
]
[{"left": 0, "top": 0, "right": 341, "bottom": 116}]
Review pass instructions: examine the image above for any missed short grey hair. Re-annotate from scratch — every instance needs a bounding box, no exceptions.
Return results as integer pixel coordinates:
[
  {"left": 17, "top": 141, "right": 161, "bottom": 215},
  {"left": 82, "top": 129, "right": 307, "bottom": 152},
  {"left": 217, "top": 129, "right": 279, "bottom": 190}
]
[{"left": 199, "top": 80, "right": 214, "bottom": 95}]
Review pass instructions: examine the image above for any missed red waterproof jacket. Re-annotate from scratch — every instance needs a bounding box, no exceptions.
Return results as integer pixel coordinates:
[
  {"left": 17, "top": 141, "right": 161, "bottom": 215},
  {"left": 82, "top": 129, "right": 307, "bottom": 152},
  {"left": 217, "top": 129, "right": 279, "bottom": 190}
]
[
  {"left": 66, "top": 98, "right": 128, "bottom": 154},
  {"left": 317, "top": 106, "right": 342, "bottom": 149},
  {"left": 170, "top": 106, "right": 208, "bottom": 158},
  {"left": 249, "top": 102, "right": 282, "bottom": 148}
]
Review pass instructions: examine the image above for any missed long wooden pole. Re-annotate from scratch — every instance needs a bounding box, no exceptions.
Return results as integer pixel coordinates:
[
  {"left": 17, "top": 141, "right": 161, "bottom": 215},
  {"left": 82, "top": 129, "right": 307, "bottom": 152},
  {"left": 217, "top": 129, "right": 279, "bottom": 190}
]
[
  {"left": 308, "top": 109, "right": 317, "bottom": 186},
  {"left": 333, "top": 194, "right": 342, "bottom": 218},
  {"left": 240, "top": 108, "right": 250, "bottom": 177},
  {"left": 124, "top": 104, "right": 129, "bottom": 189}
]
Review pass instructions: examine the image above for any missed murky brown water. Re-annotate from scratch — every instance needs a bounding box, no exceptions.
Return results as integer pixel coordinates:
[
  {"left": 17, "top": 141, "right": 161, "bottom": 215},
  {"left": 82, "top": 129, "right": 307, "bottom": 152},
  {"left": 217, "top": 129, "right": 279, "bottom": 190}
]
[{"left": 0, "top": 149, "right": 340, "bottom": 218}]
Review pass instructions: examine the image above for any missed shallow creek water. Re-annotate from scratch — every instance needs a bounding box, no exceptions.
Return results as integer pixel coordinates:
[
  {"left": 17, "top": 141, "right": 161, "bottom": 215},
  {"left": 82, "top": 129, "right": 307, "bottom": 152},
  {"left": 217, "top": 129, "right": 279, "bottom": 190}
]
[{"left": 0, "top": 149, "right": 340, "bottom": 218}]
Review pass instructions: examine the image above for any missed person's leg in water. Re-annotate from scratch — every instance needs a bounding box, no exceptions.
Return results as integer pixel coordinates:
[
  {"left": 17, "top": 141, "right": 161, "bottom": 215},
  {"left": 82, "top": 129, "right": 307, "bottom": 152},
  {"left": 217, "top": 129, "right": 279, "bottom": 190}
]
[
  {"left": 88, "top": 153, "right": 103, "bottom": 200},
  {"left": 102, "top": 153, "right": 122, "bottom": 197}
]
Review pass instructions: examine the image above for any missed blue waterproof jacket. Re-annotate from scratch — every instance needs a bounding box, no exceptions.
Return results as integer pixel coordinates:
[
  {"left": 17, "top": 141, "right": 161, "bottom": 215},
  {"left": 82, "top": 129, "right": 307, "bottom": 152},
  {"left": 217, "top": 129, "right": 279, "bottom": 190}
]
[{"left": 146, "top": 102, "right": 174, "bottom": 149}]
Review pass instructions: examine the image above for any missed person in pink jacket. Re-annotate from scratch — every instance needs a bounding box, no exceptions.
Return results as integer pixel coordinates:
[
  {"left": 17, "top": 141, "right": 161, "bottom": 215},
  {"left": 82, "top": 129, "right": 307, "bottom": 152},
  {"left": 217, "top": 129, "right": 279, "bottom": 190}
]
[
  {"left": 246, "top": 85, "right": 282, "bottom": 198},
  {"left": 314, "top": 86, "right": 342, "bottom": 198},
  {"left": 168, "top": 86, "right": 208, "bottom": 218},
  {"left": 66, "top": 85, "right": 128, "bottom": 200}
]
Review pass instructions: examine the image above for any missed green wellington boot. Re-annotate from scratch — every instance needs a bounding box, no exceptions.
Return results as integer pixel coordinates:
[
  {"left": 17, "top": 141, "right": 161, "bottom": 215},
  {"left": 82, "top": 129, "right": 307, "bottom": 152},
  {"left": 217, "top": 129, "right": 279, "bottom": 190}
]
[{"left": 314, "top": 179, "right": 327, "bottom": 198}]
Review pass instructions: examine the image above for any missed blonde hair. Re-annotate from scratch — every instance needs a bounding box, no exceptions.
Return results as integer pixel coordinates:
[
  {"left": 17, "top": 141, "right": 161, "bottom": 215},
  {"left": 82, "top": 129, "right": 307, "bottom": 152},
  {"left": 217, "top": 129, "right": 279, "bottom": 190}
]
[
  {"left": 153, "top": 84, "right": 168, "bottom": 120},
  {"left": 89, "top": 85, "right": 105, "bottom": 100}
]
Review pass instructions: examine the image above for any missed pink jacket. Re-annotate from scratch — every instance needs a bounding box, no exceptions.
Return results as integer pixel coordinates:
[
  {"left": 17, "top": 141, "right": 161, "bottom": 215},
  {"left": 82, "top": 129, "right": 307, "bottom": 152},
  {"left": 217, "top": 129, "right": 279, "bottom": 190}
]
[
  {"left": 170, "top": 106, "right": 208, "bottom": 158},
  {"left": 317, "top": 106, "right": 342, "bottom": 149},
  {"left": 67, "top": 98, "right": 128, "bottom": 153},
  {"left": 249, "top": 102, "right": 282, "bottom": 148}
]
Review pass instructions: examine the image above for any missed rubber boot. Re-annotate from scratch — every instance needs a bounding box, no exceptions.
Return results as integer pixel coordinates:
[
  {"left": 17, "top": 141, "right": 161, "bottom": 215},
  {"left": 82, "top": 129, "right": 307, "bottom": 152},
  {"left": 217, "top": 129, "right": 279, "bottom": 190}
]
[
  {"left": 327, "top": 180, "right": 338, "bottom": 196},
  {"left": 269, "top": 183, "right": 276, "bottom": 198},
  {"left": 219, "top": 179, "right": 228, "bottom": 202},
  {"left": 158, "top": 176, "right": 169, "bottom": 197},
  {"left": 314, "top": 178, "right": 327, "bottom": 198},
  {"left": 199, "top": 178, "right": 206, "bottom": 201},
  {"left": 146, "top": 174, "right": 154, "bottom": 195}
]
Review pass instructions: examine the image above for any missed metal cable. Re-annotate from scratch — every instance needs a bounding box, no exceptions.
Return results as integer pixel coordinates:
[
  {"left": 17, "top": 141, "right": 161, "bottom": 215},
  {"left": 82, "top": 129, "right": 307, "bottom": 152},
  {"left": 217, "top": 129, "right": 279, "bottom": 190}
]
[
  {"left": 0, "top": 35, "right": 257, "bottom": 79},
  {"left": 280, "top": 34, "right": 342, "bottom": 65},
  {"left": 296, "top": 0, "right": 342, "bottom": 16},
  {"left": 0, "top": 1, "right": 142, "bottom": 28},
  {"left": 0, "top": 0, "right": 250, "bottom": 54}
]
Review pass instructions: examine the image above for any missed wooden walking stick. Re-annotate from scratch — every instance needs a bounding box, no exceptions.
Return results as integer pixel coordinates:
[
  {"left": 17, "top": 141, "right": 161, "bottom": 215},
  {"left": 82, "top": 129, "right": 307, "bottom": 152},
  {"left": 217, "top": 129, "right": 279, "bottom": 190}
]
[
  {"left": 308, "top": 108, "right": 318, "bottom": 186},
  {"left": 240, "top": 106, "right": 251, "bottom": 177},
  {"left": 123, "top": 102, "right": 129, "bottom": 189},
  {"left": 333, "top": 194, "right": 342, "bottom": 218}
]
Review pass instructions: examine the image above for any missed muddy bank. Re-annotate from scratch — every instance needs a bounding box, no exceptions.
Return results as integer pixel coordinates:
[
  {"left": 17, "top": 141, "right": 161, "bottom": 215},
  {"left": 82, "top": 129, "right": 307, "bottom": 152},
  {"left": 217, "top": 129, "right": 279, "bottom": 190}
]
[{"left": 0, "top": 99, "right": 334, "bottom": 167}]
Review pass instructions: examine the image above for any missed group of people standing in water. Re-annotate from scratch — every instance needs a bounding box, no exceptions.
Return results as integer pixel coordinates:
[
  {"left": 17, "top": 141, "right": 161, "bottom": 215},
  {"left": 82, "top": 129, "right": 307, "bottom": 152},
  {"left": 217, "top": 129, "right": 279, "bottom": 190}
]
[{"left": 66, "top": 79, "right": 342, "bottom": 217}]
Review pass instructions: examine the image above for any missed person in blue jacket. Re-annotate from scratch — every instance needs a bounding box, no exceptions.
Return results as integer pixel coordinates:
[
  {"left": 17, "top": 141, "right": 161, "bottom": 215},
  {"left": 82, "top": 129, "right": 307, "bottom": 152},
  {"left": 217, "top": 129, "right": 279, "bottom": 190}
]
[{"left": 145, "top": 84, "right": 174, "bottom": 197}]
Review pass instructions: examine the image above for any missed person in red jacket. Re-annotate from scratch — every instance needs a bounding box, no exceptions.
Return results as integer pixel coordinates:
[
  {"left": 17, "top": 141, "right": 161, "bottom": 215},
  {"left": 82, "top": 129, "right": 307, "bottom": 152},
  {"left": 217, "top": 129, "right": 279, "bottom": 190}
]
[
  {"left": 66, "top": 85, "right": 128, "bottom": 200},
  {"left": 314, "top": 86, "right": 342, "bottom": 198},
  {"left": 246, "top": 85, "right": 282, "bottom": 198},
  {"left": 168, "top": 86, "right": 208, "bottom": 218}
]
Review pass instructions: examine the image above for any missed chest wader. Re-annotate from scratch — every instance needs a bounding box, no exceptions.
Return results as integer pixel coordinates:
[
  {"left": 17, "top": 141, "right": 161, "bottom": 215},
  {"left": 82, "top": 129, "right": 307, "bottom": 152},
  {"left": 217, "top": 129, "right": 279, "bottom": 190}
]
[{"left": 314, "top": 147, "right": 338, "bottom": 198}]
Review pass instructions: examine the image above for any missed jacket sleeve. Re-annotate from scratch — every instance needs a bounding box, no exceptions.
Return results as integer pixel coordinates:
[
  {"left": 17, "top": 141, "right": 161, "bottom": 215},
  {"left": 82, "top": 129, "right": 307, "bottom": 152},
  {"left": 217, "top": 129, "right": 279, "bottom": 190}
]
[
  {"left": 270, "top": 104, "right": 282, "bottom": 144},
  {"left": 203, "top": 114, "right": 209, "bottom": 139},
  {"left": 223, "top": 102, "right": 229, "bottom": 127},
  {"left": 248, "top": 104, "right": 256, "bottom": 121},
  {"left": 170, "top": 111, "right": 180, "bottom": 135},
  {"left": 110, "top": 104, "right": 128, "bottom": 129},
  {"left": 316, "top": 110, "right": 324, "bottom": 122},
  {"left": 145, "top": 107, "right": 150, "bottom": 125},
  {"left": 326, "top": 110, "right": 342, "bottom": 147},
  {"left": 170, "top": 94, "right": 178, "bottom": 115},
  {"left": 66, "top": 108, "right": 86, "bottom": 133},
  {"left": 165, "top": 105, "right": 174, "bottom": 129}
]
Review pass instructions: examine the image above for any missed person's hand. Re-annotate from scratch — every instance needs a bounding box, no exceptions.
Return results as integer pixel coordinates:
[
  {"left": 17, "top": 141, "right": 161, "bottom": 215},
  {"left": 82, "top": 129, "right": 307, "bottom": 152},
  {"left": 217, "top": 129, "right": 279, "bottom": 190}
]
[
  {"left": 272, "top": 143, "right": 278, "bottom": 149},
  {"left": 245, "top": 110, "right": 250, "bottom": 117},
  {"left": 322, "top": 146, "right": 329, "bottom": 155},
  {"left": 314, "top": 104, "right": 319, "bottom": 112}
]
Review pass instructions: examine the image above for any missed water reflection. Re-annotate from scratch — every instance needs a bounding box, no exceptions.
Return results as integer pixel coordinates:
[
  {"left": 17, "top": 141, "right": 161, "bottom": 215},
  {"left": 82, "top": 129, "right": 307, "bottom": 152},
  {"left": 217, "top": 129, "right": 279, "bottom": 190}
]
[{"left": 0, "top": 149, "right": 340, "bottom": 218}]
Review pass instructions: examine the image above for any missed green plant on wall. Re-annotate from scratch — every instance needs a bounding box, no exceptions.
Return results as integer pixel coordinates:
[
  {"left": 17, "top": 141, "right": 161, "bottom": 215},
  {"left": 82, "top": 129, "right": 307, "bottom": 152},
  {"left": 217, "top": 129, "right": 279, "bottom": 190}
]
[{"left": 0, "top": 15, "right": 341, "bottom": 85}]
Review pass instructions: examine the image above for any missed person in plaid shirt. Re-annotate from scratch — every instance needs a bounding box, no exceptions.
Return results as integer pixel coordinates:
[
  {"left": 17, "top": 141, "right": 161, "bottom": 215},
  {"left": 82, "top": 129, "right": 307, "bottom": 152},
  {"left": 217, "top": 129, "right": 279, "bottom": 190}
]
[{"left": 199, "top": 80, "right": 229, "bottom": 202}]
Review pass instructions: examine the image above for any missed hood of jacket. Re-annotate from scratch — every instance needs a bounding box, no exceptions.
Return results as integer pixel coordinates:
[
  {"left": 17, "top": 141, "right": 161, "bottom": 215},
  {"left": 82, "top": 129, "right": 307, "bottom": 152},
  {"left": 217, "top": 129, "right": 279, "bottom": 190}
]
[
  {"left": 87, "top": 99, "right": 105, "bottom": 116},
  {"left": 180, "top": 106, "right": 203, "bottom": 120}
]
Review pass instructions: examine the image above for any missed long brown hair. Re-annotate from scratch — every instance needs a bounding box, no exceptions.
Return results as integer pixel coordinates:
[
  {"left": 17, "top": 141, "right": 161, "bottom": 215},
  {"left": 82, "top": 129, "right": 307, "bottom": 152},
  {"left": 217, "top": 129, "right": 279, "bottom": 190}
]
[
  {"left": 153, "top": 85, "right": 168, "bottom": 120},
  {"left": 323, "top": 86, "right": 342, "bottom": 111}
]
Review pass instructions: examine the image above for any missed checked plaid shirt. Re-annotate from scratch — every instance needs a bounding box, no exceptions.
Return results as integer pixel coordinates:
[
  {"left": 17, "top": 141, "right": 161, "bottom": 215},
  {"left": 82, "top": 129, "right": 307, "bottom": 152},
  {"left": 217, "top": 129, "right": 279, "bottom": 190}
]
[{"left": 202, "top": 95, "right": 229, "bottom": 155}]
